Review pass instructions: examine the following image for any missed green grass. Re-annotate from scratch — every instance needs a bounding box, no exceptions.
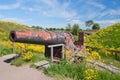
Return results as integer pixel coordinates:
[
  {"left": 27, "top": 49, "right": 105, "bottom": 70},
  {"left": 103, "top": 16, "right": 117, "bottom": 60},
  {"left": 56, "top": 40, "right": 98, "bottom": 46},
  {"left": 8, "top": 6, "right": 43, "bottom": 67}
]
[
  {"left": 0, "top": 20, "right": 30, "bottom": 41},
  {"left": 74, "top": 35, "right": 78, "bottom": 41},
  {"left": 0, "top": 20, "right": 29, "bottom": 32},
  {"left": 0, "top": 45, "right": 12, "bottom": 56},
  {"left": 100, "top": 53, "right": 120, "bottom": 68},
  {"left": 11, "top": 57, "right": 25, "bottom": 66},
  {"left": 97, "top": 70, "right": 120, "bottom": 80},
  {"left": 45, "top": 60, "right": 120, "bottom": 80},
  {"left": 45, "top": 60, "right": 87, "bottom": 80},
  {"left": 11, "top": 53, "right": 48, "bottom": 66},
  {"left": 85, "top": 23, "right": 120, "bottom": 49},
  {"left": 85, "top": 23, "right": 120, "bottom": 67}
]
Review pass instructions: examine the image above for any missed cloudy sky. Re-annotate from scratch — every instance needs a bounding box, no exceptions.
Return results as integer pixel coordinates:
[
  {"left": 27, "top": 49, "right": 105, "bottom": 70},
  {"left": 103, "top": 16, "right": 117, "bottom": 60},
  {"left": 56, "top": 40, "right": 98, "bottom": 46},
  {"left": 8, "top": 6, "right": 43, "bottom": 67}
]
[{"left": 0, "top": 0, "right": 120, "bottom": 29}]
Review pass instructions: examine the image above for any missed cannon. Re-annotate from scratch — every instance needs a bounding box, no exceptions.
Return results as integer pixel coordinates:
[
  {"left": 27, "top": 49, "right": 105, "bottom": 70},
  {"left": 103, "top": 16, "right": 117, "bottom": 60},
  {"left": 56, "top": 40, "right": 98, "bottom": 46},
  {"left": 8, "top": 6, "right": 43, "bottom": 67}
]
[{"left": 9, "top": 30, "right": 84, "bottom": 58}]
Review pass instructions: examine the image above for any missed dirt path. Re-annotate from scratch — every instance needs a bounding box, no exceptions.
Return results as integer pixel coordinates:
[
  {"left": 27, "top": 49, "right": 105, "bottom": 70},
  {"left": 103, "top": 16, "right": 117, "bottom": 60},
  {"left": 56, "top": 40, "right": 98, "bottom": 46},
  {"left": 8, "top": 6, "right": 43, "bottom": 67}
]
[{"left": 0, "top": 57, "right": 54, "bottom": 80}]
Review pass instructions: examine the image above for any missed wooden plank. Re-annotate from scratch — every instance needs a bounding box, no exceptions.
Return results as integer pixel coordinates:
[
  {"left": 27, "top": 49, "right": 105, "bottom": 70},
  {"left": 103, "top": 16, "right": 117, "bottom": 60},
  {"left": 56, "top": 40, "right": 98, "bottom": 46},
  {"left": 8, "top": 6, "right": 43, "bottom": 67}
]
[
  {"left": 48, "top": 44, "right": 64, "bottom": 47},
  {"left": 34, "top": 60, "right": 50, "bottom": 68},
  {"left": 88, "top": 61, "right": 120, "bottom": 74},
  {"left": 1, "top": 54, "right": 18, "bottom": 60}
]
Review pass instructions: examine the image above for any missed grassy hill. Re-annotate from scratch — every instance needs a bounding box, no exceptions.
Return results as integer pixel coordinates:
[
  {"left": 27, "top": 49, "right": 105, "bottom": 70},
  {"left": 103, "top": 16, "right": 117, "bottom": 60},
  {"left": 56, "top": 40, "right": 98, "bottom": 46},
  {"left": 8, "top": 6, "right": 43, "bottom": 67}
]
[
  {"left": 0, "top": 20, "right": 45, "bottom": 56},
  {"left": 85, "top": 23, "right": 120, "bottom": 50},
  {"left": 0, "top": 20, "right": 30, "bottom": 41}
]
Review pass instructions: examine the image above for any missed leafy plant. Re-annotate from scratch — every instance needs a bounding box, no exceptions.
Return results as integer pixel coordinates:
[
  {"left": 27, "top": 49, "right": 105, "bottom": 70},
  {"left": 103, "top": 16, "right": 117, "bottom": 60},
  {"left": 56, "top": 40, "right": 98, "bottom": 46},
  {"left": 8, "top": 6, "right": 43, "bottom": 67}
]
[{"left": 22, "top": 51, "right": 33, "bottom": 61}]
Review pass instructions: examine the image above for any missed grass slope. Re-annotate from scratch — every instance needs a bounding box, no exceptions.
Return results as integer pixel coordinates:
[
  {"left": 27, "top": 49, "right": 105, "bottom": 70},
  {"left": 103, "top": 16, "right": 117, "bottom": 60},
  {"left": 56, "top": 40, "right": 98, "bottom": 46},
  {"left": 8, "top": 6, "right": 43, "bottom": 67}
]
[
  {"left": 0, "top": 20, "right": 30, "bottom": 41},
  {"left": 85, "top": 23, "right": 120, "bottom": 49}
]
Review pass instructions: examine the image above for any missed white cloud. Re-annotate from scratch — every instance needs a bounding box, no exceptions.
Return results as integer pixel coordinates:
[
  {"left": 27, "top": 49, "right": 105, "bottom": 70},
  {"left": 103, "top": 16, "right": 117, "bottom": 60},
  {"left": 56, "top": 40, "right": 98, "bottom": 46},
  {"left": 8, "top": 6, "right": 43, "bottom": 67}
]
[
  {"left": 0, "top": 2, "right": 20, "bottom": 10},
  {"left": 109, "top": 9, "right": 120, "bottom": 15},
  {"left": 95, "top": 19, "right": 120, "bottom": 25},
  {"left": 38, "top": 0, "right": 58, "bottom": 8},
  {"left": 97, "top": 9, "right": 120, "bottom": 19},
  {"left": 1, "top": 17, "right": 32, "bottom": 24},
  {"left": 86, "top": 1, "right": 106, "bottom": 9},
  {"left": 69, "top": 19, "right": 120, "bottom": 29},
  {"left": 70, "top": 20, "right": 84, "bottom": 25},
  {"left": 22, "top": 0, "right": 77, "bottom": 19}
]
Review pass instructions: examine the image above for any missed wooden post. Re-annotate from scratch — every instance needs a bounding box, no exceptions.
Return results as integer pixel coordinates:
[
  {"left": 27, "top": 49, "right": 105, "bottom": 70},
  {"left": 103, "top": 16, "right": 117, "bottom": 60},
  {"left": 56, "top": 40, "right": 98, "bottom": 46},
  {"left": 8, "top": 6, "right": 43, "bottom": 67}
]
[
  {"left": 51, "top": 47, "right": 53, "bottom": 63},
  {"left": 12, "top": 42, "right": 14, "bottom": 53},
  {"left": 62, "top": 45, "right": 64, "bottom": 59}
]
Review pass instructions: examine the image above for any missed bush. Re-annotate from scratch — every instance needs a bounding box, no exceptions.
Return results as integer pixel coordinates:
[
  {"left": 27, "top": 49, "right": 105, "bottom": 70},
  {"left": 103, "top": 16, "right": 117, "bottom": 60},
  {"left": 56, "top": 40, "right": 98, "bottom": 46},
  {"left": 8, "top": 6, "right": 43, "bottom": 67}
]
[{"left": 22, "top": 51, "right": 33, "bottom": 61}]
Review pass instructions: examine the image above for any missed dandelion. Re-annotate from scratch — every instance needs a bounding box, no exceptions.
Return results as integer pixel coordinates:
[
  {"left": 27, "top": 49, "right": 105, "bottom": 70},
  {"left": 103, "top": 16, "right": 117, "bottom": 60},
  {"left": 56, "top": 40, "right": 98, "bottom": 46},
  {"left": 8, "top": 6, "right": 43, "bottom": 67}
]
[
  {"left": 83, "top": 68, "right": 97, "bottom": 80},
  {"left": 22, "top": 51, "right": 33, "bottom": 61},
  {"left": 86, "top": 51, "right": 101, "bottom": 61},
  {"left": 110, "top": 62, "right": 113, "bottom": 65}
]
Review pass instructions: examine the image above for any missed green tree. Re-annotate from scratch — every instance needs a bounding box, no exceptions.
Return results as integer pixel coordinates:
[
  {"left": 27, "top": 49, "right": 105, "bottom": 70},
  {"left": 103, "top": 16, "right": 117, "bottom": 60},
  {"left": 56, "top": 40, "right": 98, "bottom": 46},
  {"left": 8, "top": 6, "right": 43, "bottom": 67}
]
[
  {"left": 31, "top": 26, "right": 43, "bottom": 29},
  {"left": 92, "top": 23, "right": 100, "bottom": 30},
  {"left": 66, "top": 23, "right": 72, "bottom": 32},
  {"left": 60, "top": 28, "right": 64, "bottom": 30},
  {"left": 72, "top": 24, "right": 80, "bottom": 35},
  {"left": 32, "top": 26, "right": 35, "bottom": 28},
  {"left": 85, "top": 20, "right": 100, "bottom": 30},
  {"left": 85, "top": 20, "right": 94, "bottom": 27}
]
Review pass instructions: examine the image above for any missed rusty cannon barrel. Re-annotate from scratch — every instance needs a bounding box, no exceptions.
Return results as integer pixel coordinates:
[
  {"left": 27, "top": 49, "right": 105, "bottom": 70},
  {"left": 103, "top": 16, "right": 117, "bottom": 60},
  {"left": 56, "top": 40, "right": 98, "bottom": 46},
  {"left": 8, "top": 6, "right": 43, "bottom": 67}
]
[{"left": 9, "top": 30, "right": 73, "bottom": 45}]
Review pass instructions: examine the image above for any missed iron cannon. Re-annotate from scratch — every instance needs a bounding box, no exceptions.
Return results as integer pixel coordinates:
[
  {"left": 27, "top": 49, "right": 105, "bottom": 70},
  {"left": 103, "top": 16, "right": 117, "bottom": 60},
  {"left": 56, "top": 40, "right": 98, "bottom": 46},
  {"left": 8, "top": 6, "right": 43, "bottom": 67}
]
[
  {"left": 9, "top": 30, "right": 74, "bottom": 45},
  {"left": 9, "top": 30, "right": 84, "bottom": 58}
]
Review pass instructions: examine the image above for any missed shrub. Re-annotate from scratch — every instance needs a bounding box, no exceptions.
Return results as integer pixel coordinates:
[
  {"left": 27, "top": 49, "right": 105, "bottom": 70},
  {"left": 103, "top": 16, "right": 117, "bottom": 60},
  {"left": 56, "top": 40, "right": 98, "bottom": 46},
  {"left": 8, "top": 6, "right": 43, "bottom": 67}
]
[{"left": 22, "top": 51, "right": 33, "bottom": 61}]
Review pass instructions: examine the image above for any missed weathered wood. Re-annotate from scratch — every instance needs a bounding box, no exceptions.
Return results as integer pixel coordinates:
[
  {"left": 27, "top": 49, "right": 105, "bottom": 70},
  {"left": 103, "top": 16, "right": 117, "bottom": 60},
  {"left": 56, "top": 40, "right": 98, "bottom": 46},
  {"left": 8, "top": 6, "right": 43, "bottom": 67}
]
[
  {"left": 34, "top": 60, "right": 50, "bottom": 68},
  {"left": 48, "top": 44, "right": 64, "bottom": 47},
  {"left": 62, "top": 45, "right": 64, "bottom": 59},
  {"left": 51, "top": 47, "right": 53, "bottom": 63},
  {"left": 1, "top": 54, "right": 18, "bottom": 60},
  {"left": 88, "top": 61, "right": 120, "bottom": 74},
  {"left": 12, "top": 42, "right": 14, "bottom": 54},
  {"left": 48, "top": 44, "right": 64, "bottom": 63}
]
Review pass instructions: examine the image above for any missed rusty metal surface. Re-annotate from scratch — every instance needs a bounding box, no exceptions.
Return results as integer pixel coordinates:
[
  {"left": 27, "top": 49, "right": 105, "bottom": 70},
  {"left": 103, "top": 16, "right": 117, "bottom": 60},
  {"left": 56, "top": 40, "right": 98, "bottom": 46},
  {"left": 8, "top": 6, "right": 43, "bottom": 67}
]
[
  {"left": 78, "top": 32, "right": 84, "bottom": 46},
  {"left": 9, "top": 30, "right": 73, "bottom": 45},
  {"left": 74, "top": 32, "right": 84, "bottom": 47}
]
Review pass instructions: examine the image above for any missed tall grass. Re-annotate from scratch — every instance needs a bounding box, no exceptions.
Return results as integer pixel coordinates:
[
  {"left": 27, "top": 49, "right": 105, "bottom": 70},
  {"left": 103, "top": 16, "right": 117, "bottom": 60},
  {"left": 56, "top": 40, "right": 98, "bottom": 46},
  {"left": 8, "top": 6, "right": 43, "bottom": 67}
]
[
  {"left": 97, "top": 70, "right": 120, "bottom": 80},
  {"left": 45, "top": 60, "right": 87, "bottom": 80},
  {"left": 45, "top": 60, "right": 120, "bottom": 80}
]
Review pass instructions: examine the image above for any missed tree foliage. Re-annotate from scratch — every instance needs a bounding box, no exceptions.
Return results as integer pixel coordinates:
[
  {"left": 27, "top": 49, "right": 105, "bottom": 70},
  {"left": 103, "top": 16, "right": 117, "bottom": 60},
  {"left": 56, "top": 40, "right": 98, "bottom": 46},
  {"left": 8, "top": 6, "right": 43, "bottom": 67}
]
[
  {"left": 31, "top": 26, "right": 43, "bottom": 29},
  {"left": 85, "top": 20, "right": 100, "bottom": 30},
  {"left": 92, "top": 23, "right": 100, "bottom": 30},
  {"left": 65, "top": 23, "right": 81, "bottom": 35},
  {"left": 72, "top": 24, "right": 80, "bottom": 35},
  {"left": 46, "top": 27, "right": 64, "bottom": 31},
  {"left": 66, "top": 23, "right": 72, "bottom": 31},
  {"left": 85, "top": 20, "right": 94, "bottom": 27}
]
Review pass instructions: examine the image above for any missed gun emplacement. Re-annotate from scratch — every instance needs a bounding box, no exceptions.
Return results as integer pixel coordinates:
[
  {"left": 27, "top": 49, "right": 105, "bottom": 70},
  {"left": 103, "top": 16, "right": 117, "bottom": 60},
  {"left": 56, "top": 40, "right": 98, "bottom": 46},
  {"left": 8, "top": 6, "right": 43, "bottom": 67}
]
[{"left": 9, "top": 30, "right": 84, "bottom": 58}]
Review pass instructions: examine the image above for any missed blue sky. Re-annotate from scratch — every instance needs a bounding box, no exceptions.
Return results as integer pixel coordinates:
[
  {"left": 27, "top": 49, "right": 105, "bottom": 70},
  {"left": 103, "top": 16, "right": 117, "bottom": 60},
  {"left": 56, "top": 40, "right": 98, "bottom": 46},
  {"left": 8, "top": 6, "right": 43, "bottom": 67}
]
[{"left": 0, "top": 0, "right": 120, "bottom": 29}]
